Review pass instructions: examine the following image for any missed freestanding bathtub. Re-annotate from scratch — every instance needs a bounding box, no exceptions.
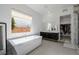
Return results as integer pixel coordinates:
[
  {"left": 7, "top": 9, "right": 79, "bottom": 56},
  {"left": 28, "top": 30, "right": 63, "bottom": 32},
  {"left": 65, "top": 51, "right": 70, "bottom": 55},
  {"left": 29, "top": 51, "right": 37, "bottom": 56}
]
[{"left": 7, "top": 35, "right": 42, "bottom": 55}]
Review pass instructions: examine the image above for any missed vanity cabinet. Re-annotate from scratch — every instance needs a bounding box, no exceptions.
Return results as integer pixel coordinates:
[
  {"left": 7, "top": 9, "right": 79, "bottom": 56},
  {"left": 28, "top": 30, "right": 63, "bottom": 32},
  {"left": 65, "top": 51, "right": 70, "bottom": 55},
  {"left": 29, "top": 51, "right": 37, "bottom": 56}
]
[{"left": 40, "top": 32, "right": 59, "bottom": 41}]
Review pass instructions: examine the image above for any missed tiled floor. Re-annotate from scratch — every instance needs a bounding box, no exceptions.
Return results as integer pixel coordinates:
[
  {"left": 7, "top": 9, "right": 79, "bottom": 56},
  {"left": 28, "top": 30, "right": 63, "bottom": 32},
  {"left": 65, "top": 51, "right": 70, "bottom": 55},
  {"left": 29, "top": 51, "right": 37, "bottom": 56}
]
[{"left": 29, "top": 40, "right": 78, "bottom": 55}]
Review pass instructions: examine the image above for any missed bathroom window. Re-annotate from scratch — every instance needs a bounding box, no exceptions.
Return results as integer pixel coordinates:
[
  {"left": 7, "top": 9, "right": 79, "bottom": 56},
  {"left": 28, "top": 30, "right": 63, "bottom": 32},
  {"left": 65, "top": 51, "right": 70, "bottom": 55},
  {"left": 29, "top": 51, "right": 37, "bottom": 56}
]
[{"left": 11, "top": 9, "right": 32, "bottom": 33}]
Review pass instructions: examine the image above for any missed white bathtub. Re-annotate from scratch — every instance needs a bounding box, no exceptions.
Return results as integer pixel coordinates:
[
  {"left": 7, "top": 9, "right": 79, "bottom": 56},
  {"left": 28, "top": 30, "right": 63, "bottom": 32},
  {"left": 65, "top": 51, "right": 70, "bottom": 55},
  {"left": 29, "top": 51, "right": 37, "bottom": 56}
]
[{"left": 8, "top": 35, "right": 42, "bottom": 55}]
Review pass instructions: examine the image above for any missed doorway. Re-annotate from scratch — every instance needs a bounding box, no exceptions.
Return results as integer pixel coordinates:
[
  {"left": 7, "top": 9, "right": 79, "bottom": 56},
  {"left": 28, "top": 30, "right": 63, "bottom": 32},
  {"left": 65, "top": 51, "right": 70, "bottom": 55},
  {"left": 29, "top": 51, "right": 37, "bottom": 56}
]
[{"left": 60, "top": 15, "right": 71, "bottom": 43}]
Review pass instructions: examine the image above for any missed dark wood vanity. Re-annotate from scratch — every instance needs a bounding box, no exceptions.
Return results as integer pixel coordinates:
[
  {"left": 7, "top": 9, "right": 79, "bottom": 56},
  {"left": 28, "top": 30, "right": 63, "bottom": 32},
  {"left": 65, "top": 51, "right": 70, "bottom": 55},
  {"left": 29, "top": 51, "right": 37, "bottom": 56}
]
[{"left": 40, "top": 32, "right": 59, "bottom": 41}]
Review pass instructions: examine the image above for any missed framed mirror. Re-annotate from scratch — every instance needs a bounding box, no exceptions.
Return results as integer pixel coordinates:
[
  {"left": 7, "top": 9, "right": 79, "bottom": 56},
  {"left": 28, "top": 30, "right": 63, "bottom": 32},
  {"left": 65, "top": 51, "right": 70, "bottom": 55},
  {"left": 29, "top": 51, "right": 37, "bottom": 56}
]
[{"left": 0, "top": 23, "right": 7, "bottom": 52}]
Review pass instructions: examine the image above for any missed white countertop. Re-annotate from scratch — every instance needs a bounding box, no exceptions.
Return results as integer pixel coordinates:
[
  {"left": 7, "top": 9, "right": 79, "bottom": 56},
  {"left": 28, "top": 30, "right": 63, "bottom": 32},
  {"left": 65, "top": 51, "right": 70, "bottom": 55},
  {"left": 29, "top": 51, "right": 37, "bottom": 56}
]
[{"left": 41, "top": 31, "right": 59, "bottom": 33}]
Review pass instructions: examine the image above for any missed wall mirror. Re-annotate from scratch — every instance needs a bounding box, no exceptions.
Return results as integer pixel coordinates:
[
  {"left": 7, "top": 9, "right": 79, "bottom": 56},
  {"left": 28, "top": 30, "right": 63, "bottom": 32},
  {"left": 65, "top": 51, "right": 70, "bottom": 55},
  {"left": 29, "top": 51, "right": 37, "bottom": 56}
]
[{"left": 0, "top": 23, "right": 6, "bottom": 51}]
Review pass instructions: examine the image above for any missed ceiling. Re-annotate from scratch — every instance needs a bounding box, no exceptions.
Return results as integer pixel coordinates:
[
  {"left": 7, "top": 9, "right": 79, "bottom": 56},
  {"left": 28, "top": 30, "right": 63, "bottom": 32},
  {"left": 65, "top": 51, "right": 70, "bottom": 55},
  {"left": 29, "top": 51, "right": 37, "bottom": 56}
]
[{"left": 27, "top": 4, "right": 74, "bottom": 15}]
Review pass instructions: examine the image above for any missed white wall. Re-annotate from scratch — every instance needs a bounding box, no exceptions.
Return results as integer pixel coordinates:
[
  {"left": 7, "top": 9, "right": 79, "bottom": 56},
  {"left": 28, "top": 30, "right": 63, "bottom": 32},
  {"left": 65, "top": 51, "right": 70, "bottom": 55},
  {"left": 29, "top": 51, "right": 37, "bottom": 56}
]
[
  {"left": 60, "top": 15, "right": 71, "bottom": 24},
  {"left": 42, "top": 11, "right": 60, "bottom": 32},
  {"left": 0, "top": 4, "right": 43, "bottom": 54},
  {"left": 0, "top": 4, "right": 43, "bottom": 39}
]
